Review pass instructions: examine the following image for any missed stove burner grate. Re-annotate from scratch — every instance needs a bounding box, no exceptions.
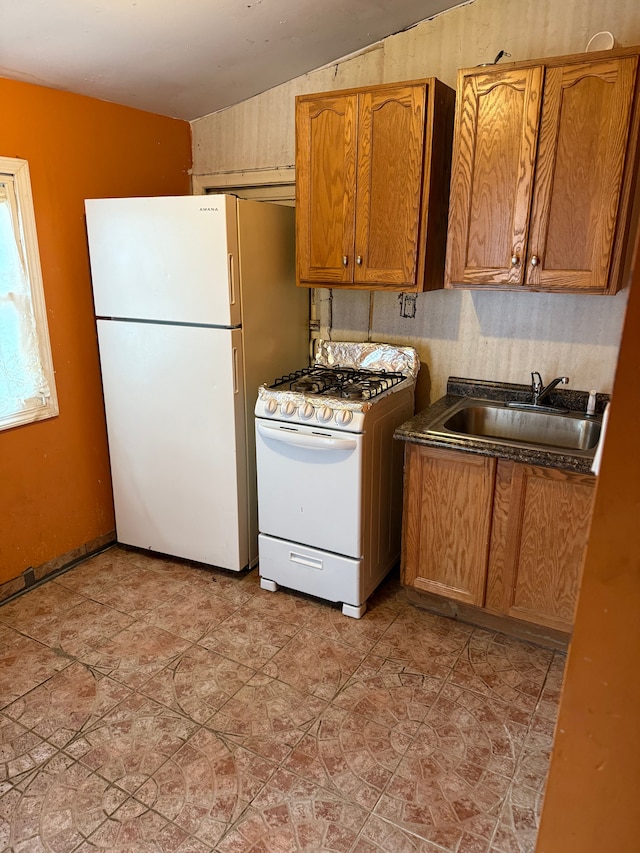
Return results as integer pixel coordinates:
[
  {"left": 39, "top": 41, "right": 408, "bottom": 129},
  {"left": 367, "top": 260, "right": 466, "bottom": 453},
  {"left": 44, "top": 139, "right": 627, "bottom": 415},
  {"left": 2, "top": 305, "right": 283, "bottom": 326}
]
[{"left": 270, "top": 365, "right": 406, "bottom": 402}]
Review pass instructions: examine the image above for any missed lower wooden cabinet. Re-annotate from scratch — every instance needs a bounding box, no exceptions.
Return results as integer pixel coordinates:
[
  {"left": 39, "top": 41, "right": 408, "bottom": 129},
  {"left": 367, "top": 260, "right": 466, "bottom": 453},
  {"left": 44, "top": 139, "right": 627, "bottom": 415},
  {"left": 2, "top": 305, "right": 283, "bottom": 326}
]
[
  {"left": 485, "top": 460, "right": 595, "bottom": 632},
  {"left": 401, "top": 444, "right": 596, "bottom": 632},
  {"left": 402, "top": 444, "right": 496, "bottom": 605}
]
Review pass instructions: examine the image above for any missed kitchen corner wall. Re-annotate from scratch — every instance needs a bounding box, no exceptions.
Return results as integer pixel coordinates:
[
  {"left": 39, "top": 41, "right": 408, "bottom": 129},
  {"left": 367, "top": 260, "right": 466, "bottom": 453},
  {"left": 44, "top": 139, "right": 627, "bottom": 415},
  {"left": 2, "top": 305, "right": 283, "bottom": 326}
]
[
  {"left": 192, "top": 0, "right": 640, "bottom": 410},
  {"left": 0, "top": 78, "right": 191, "bottom": 588}
]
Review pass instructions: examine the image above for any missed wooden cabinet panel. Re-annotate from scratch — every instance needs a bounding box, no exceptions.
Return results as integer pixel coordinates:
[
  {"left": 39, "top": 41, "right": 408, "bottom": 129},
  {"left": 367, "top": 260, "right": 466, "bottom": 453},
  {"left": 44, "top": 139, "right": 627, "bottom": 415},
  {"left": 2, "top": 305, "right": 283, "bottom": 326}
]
[
  {"left": 403, "top": 443, "right": 596, "bottom": 634},
  {"left": 296, "top": 79, "right": 454, "bottom": 292},
  {"left": 486, "top": 461, "right": 595, "bottom": 632},
  {"left": 295, "top": 94, "right": 356, "bottom": 284},
  {"left": 354, "top": 85, "right": 426, "bottom": 287},
  {"left": 446, "top": 67, "right": 543, "bottom": 286},
  {"left": 527, "top": 57, "right": 638, "bottom": 292},
  {"left": 401, "top": 444, "right": 496, "bottom": 605},
  {"left": 446, "top": 49, "right": 640, "bottom": 294}
]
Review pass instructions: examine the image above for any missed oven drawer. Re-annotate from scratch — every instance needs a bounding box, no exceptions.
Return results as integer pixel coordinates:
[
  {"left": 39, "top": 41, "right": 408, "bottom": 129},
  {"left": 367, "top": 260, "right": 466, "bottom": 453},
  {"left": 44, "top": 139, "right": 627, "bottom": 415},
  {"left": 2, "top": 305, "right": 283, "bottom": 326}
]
[{"left": 258, "top": 534, "right": 364, "bottom": 606}]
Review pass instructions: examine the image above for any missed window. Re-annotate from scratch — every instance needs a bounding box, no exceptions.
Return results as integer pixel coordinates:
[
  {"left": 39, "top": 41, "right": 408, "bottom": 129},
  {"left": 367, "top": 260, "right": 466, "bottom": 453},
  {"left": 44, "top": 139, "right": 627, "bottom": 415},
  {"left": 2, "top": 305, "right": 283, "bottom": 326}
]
[{"left": 0, "top": 157, "right": 58, "bottom": 431}]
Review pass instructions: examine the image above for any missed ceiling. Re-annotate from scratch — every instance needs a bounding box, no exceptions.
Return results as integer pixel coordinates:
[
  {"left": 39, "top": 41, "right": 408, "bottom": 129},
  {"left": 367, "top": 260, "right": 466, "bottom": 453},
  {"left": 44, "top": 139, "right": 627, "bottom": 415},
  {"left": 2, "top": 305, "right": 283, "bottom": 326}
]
[{"left": 0, "top": 0, "right": 466, "bottom": 121}]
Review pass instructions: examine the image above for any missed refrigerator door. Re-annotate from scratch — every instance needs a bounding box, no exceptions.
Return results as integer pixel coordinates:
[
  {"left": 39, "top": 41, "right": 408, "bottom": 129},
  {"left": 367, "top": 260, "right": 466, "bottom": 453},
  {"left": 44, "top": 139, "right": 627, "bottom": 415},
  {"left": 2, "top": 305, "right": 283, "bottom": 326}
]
[
  {"left": 86, "top": 195, "right": 240, "bottom": 327},
  {"left": 235, "top": 199, "right": 310, "bottom": 558},
  {"left": 97, "top": 319, "right": 249, "bottom": 569}
]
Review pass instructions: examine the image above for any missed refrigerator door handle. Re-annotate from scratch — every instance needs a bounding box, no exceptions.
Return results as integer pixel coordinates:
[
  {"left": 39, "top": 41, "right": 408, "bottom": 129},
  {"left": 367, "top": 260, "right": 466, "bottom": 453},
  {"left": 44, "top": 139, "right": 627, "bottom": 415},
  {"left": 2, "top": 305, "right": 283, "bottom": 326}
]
[
  {"left": 228, "top": 253, "right": 236, "bottom": 306},
  {"left": 232, "top": 347, "right": 239, "bottom": 394}
]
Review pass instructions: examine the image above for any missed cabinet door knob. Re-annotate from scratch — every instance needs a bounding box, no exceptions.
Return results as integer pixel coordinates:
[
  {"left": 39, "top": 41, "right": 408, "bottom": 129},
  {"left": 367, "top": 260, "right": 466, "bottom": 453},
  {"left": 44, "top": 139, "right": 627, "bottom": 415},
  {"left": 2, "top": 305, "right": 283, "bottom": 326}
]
[
  {"left": 356, "top": 255, "right": 363, "bottom": 266},
  {"left": 342, "top": 256, "right": 348, "bottom": 266},
  {"left": 530, "top": 255, "right": 540, "bottom": 267},
  {"left": 511, "top": 254, "right": 520, "bottom": 266}
]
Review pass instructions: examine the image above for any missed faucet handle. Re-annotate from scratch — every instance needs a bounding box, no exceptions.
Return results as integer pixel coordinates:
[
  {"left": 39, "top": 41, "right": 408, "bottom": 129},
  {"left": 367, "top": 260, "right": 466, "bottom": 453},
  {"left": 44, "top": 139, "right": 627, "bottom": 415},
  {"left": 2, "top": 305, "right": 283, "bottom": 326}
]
[{"left": 531, "top": 371, "right": 543, "bottom": 392}]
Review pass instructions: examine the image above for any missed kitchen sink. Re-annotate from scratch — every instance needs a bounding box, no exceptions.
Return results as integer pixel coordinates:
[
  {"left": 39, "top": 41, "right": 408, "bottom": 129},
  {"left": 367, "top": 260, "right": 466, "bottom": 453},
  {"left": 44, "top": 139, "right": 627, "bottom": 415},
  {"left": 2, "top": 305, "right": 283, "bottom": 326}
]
[{"left": 432, "top": 399, "right": 601, "bottom": 454}]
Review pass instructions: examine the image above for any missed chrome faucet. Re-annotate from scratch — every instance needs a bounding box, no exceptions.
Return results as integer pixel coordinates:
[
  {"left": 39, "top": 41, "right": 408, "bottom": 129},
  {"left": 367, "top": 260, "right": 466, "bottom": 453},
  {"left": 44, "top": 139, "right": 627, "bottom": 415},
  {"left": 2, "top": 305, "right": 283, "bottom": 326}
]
[{"left": 531, "top": 372, "right": 569, "bottom": 406}]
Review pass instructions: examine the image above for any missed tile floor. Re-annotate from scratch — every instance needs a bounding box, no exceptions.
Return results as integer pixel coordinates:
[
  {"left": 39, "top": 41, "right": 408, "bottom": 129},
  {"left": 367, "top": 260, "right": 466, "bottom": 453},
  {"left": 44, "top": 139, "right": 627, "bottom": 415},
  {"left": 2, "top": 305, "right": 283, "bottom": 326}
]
[{"left": 0, "top": 546, "right": 565, "bottom": 852}]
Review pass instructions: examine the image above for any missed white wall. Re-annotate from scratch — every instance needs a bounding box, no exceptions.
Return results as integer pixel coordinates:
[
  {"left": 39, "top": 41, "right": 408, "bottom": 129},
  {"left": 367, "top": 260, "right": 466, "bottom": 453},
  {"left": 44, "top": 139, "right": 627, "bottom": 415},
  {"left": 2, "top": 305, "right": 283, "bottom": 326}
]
[{"left": 192, "top": 0, "right": 640, "bottom": 408}]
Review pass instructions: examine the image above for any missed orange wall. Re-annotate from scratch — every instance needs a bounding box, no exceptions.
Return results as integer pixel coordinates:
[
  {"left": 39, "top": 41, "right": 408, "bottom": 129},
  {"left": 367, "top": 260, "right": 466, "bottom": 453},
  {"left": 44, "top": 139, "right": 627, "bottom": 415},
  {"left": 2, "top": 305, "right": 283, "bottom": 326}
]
[{"left": 0, "top": 78, "right": 192, "bottom": 585}]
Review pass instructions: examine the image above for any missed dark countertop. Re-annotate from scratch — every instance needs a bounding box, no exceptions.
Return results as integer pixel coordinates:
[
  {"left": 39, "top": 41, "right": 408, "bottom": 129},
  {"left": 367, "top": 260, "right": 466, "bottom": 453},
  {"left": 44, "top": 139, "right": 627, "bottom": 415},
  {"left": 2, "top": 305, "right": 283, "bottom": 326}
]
[{"left": 395, "top": 377, "right": 608, "bottom": 475}]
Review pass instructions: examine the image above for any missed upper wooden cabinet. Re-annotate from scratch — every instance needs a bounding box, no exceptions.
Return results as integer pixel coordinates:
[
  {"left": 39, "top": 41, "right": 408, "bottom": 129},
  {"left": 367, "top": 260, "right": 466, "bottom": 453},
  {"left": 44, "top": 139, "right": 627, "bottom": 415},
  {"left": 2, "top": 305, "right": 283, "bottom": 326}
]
[
  {"left": 446, "top": 49, "right": 640, "bottom": 294},
  {"left": 296, "top": 79, "right": 455, "bottom": 292}
]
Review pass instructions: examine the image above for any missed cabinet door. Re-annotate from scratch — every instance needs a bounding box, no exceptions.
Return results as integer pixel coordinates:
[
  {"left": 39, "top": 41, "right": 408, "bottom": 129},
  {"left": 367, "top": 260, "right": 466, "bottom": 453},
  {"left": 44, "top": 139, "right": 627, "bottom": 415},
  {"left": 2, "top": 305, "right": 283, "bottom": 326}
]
[
  {"left": 295, "top": 94, "right": 357, "bottom": 284},
  {"left": 486, "top": 461, "right": 595, "bottom": 632},
  {"left": 526, "top": 57, "right": 638, "bottom": 292},
  {"left": 402, "top": 444, "right": 496, "bottom": 605},
  {"left": 446, "top": 67, "right": 543, "bottom": 286},
  {"left": 354, "top": 85, "right": 426, "bottom": 288}
]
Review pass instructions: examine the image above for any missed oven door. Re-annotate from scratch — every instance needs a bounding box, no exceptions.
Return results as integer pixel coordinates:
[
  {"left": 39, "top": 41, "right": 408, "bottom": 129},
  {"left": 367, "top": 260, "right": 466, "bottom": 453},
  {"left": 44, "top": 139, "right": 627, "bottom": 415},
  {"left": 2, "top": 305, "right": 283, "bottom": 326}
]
[{"left": 255, "top": 418, "right": 363, "bottom": 558}]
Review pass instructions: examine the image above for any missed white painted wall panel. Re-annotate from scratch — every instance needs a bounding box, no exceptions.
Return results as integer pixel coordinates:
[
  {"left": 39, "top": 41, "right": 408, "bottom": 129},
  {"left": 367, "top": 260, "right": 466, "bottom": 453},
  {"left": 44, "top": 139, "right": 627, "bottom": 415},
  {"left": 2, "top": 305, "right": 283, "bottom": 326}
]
[
  {"left": 383, "top": 0, "right": 640, "bottom": 87},
  {"left": 192, "top": 46, "right": 384, "bottom": 175}
]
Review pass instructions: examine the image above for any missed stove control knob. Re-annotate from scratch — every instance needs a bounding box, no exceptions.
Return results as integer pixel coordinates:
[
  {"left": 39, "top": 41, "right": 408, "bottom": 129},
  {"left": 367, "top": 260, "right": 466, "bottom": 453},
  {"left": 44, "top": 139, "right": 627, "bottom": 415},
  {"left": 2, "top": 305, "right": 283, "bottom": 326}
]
[
  {"left": 265, "top": 399, "right": 278, "bottom": 415},
  {"left": 317, "top": 406, "right": 333, "bottom": 423},
  {"left": 280, "top": 401, "right": 296, "bottom": 417},
  {"left": 335, "top": 410, "right": 353, "bottom": 426},
  {"left": 299, "top": 403, "right": 315, "bottom": 420}
]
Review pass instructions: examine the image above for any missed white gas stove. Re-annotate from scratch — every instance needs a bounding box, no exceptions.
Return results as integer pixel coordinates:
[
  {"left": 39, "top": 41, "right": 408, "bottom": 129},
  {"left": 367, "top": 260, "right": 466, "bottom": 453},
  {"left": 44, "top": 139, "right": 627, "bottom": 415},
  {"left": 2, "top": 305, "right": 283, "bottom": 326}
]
[{"left": 254, "top": 341, "right": 418, "bottom": 617}]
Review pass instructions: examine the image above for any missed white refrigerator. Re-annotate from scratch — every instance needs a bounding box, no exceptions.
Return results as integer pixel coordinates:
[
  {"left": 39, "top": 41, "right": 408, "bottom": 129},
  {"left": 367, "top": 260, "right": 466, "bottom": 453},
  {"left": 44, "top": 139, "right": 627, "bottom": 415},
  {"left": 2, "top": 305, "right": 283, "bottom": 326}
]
[{"left": 85, "top": 194, "right": 309, "bottom": 570}]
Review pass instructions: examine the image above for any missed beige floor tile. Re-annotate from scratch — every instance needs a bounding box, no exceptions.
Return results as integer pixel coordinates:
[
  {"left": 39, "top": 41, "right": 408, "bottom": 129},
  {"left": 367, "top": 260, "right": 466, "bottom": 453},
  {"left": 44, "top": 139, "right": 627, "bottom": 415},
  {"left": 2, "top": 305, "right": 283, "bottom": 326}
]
[
  {"left": 0, "top": 582, "right": 87, "bottom": 639},
  {"left": 303, "top": 602, "right": 400, "bottom": 654},
  {"left": 282, "top": 704, "right": 413, "bottom": 810},
  {"left": 199, "top": 609, "right": 300, "bottom": 669},
  {"left": 140, "top": 645, "right": 254, "bottom": 724},
  {"left": 81, "top": 622, "right": 190, "bottom": 689},
  {"left": 510, "top": 749, "right": 551, "bottom": 795},
  {"left": 215, "top": 767, "right": 368, "bottom": 852},
  {"left": 373, "top": 684, "right": 529, "bottom": 849},
  {"left": 17, "top": 599, "right": 135, "bottom": 660},
  {"left": 490, "top": 783, "right": 544, "bottom": 853},
  {"left": 0, "top": 549, "right": 563, "bottom": 852},
  {"left": 135, "top": 727, "right": 276, "bottom": 848},
  {"left": 0, "top": 635, "right": 71, "bottom": 708},
  {"left": 76, "top": 568, "right": 189, "bottom": 619},
  {"left": 54, "top": 549, "right": 136, "bottom": 597},
  {"left": 2, "top": 750, "right": 211, "bottom": 853},
  {"left": 67, "top": 694, "right": 198, "bottom": 779},
  {"left": 354, "top": 814, "right": 456, "bottom": 851},
  {"left": 206, "top": 672, "right": 327, "bottom": 762},
  {"left": 450, "top": 631, "right": 554, "bottom": 715},
  {"left": 0, "top": 714, "right": 58, "bottom": 784},
  {"left": 371, "top": 609, "right": 474, "bottom": 679},
  {"left": 0, "top": 623, "right": 24, "bottom": 652},
  {"left": 333, "top": 660, "right": 443, "bottom": 731},
  {"left": 364, "top": 571, "right": 410, "bottom": 613},
  {"left": 124, "top": 549, "right": 257, "bottom": 604},
  {"left": 262, "top": 629, "right": 366, "bottom": 701},
  {"left": 245, "top": 586, "right": 321, "bottom": 626},
  {"left": 140, "top": 587, "right": 239, "bottom": 643},
  {"left": 3, "top": 662, "right": 130, "bottom": 748}
]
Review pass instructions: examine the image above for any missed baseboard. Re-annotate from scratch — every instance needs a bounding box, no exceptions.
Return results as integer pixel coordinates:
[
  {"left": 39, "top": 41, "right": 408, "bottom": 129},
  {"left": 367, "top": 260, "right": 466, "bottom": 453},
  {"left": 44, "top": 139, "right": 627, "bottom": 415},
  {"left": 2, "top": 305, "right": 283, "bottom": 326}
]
[
  {"left": 405, "top": 587, "right": 570, "bottom": 651},
  {"left": 0, "top": 531, "right": 117, "bottom": 605}
]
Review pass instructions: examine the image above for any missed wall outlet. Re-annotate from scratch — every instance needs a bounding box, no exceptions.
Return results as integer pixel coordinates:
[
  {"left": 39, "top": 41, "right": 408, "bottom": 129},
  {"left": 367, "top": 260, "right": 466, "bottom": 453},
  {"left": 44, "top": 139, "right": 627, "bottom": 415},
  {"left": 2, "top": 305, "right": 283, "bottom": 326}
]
[{"left": 398, "top": 293, "right": 417, "bottom": 319}]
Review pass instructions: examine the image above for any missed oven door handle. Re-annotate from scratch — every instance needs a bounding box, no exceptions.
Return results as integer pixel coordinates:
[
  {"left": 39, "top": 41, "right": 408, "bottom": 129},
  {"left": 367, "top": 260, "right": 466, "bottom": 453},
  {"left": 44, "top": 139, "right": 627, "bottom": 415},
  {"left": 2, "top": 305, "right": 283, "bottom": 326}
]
[{"left": 257, "top": 422, "right": 357, "bottom": 451}]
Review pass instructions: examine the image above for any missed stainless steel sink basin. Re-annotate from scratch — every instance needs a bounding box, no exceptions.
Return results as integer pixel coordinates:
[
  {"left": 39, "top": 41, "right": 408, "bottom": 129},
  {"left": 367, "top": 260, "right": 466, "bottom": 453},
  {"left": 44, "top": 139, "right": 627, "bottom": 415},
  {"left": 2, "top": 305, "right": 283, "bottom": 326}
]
[{"left": 432, "top": 399, "right": 601, "bottom": 454}]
